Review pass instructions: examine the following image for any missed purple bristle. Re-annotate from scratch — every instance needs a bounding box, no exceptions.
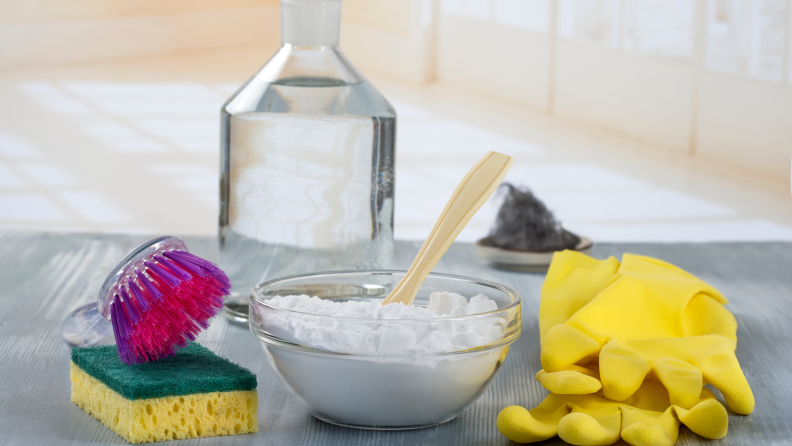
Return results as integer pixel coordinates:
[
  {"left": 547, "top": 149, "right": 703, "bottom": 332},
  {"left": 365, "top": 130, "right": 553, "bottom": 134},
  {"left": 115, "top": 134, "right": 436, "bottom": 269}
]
[
  {"left": 154, "top": 254, "right": 191, "bottom": 281},
  {"left": 162, "top": 251, "right": 204, "bottom": 276},
  {"left": 144, "top": 260, "right": 181, "bottom": 289},
  {"left": 135, "top": 270, "right": 163, "bottom": 301},
  {"left": 165, "top": 251, "right": 231, "bottom": 294},
  {"left": 171, "top": 251, "right": 222, "bottom": 275},
  {"left": 127, "top": 279, "right": 150, "bottom": 311},
  {"left": 119, "top": 287, "right": 142, "bottom": 325},
  {"left": 110, "top": 294, "right": 129, "bottom": 339},
  {"left": 120, "top": 299, "right": 135, "bottom": 334}
]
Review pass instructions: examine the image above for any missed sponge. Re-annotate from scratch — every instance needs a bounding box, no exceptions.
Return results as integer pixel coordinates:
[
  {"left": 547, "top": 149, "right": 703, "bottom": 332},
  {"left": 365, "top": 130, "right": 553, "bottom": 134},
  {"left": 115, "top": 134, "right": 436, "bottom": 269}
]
[{"left": 70, "top": 343, "right": 257, "bottom": 444}]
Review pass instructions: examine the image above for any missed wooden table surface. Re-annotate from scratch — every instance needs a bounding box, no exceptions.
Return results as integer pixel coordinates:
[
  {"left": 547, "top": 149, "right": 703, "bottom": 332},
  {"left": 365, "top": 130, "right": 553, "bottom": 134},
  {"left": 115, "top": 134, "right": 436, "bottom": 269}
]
[{"left": 0, "top": 232, "right": 789, "bottom": 445}]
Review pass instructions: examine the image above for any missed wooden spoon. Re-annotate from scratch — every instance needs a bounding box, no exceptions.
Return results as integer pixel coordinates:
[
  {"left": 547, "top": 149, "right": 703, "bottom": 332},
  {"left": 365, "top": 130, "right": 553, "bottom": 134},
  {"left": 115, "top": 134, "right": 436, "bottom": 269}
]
[{"left": 381, "top": 151, "right": 513, "bottom": 306}]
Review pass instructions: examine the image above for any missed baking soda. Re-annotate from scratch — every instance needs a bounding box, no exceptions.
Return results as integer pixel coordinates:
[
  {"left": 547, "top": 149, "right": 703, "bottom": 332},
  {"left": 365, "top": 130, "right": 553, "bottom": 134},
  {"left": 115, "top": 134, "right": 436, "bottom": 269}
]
[
  {"left": 255, "top": 291, "right": 513, "bottom": 428},
  {"left": 263, "top": 291, "right": 503, "bottom": 355}
]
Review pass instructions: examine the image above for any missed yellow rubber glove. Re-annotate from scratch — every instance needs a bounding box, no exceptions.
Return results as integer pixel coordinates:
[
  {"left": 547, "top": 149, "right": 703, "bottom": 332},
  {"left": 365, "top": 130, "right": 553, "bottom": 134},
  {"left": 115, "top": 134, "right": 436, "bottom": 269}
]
[
  {"left": 541, "top": 252, "right": 736, "bottom": 352},
  {"left": 537, "top": 251, "right": 754, "bottom": 415},
  {"left": 536, "top": 335, "right": 754, "bottom": 414},
  {"left": 497, "top": 381, "right": 728, "bottom": 446},
  {"left": 598, "top": 336, "right": 754, "bottom": 415},
  {"left": 538, "top": 250, "right": 621, "bottom": 344},
  {"left": 536, "top": 363, "right": 603, "bottom": 395}
]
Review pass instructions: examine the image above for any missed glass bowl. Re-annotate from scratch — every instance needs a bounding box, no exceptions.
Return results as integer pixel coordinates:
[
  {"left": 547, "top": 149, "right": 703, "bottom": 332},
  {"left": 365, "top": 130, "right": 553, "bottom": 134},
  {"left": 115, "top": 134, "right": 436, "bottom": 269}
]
[{"left": 248, "top": 270, "right": 521, "bottom": 430}]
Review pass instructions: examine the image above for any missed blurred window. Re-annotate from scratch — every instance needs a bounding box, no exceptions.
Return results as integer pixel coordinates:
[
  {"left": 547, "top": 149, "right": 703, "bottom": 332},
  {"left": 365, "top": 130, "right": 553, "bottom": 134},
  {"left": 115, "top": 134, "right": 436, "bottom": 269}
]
[
  {"left": 442, "top": 0, "right": 550, "bottom": 32},
  {"left": 558, "top": 0, "right": 622, "bottom": 49},
  {"left": 467, "top": 0, "right": 491, "bottom": 19},
  {"left": 624, "top": 0, "right": 694, "bottom": 58},
  {"left": 558, "top": 0, "right": 694, "bottom": 59},
  {"left": 706, "top": 0, "right": 789, "bottom": 83},
  {"left": 438, "top": 0, "right": 792, "bottom": 84},
  {"left": 494, "top": 0, "right": 550, "bottom": 32},
  {"left": 442, "top": 0, "right": 464, "bottom": 15}
]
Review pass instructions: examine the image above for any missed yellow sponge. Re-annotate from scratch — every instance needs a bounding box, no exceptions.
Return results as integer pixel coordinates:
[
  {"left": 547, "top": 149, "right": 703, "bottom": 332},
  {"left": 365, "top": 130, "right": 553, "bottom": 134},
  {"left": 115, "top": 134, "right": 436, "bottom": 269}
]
[{"left": 70, "top": 344, "right": 258, "bottom": 444}]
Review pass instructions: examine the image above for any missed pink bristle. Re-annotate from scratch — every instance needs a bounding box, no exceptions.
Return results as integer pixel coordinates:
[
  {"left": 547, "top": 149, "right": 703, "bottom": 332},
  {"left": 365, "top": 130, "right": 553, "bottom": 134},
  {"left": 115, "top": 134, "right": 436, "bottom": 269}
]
[
  {"left": 111, "top": 249, "right": 230, "bottom": 364},
  {"left": 166, "top": 251, "right": 231, "bottom": 294}
]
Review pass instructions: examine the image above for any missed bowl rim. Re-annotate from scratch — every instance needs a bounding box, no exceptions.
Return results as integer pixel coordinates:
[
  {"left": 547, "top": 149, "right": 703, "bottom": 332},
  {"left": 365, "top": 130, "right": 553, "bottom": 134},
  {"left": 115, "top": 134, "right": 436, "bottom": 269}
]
[
  {"left": 251, "top": 327, "right": 521, "bottom": 358},
  {"left": 248, "top": 269, "right": 522, "bottom": 322}
]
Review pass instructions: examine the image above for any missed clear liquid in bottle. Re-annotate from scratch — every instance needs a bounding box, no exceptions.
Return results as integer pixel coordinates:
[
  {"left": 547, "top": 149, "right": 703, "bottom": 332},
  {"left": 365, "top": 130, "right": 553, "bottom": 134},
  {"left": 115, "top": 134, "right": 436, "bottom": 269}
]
[{"left": 219, "top": 2, "right": 396, "bottom": 319}]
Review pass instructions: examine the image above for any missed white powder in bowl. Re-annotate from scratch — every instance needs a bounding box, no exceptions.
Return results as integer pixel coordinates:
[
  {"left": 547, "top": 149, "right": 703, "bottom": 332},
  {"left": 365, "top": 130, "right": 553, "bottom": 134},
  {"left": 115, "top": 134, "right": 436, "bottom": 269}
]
[
  {"left": 262, "top": 291, "right": 503, "bottom": 356},
  {"left": 253, "top": 290, "right": 516, "bottom": 428}
]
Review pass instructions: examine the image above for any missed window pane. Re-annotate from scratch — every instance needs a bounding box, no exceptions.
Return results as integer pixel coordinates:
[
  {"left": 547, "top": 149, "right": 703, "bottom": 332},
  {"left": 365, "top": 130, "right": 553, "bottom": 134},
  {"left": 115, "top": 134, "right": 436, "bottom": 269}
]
[
  {"left": 626, "top": 0, "right": 694, "bottom": 59},
  {"left": 467, "top": 0, "right": 491, "bottom": 19},
  {"left": 706, "top": 0, "right": 788, "bottom": 82},
  {"left": 494, "top": 0, "right": 550, "bottom": 32},
  {"left": 442, "top": 0, "right": 465, "bottom": 15},
  {"left": 558, "top": 0, "right": 622, "bottom": 49}
]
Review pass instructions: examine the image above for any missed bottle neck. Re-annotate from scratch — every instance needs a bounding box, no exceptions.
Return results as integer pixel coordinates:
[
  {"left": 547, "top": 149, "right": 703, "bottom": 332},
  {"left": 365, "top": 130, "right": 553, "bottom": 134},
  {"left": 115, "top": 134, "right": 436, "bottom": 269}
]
[{"left": 281, "top": 0, "right": 342, "bottom": 47}]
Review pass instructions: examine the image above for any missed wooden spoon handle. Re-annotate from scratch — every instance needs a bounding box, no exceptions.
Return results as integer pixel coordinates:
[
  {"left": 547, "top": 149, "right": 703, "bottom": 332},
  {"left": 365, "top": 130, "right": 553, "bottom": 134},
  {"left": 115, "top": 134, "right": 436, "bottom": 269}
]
[{"left": 381, "top": 151, "right": 513, "bottom": 306}]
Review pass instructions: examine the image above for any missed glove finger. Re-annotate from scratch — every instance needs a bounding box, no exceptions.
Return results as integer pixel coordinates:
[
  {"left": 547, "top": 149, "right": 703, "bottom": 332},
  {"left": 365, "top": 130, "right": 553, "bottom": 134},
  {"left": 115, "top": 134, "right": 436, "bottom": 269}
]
[
  {"left": 541, "top": 324, "right": 601, "bottom": 372},
  {"left": 674, "top": 398, "right": 728, "bottom": 439},
  {"left": 557, "top": 412, "right": 620, "bottom": 446},
  {"left": 651, "top": 358, "right": 702, "bottom": 410},
  {"left": 620, "top": 405, "right": 678, "bottom": 446},
  {"left": 599, "top": 344, "right": 651, "bottom": 402},
  {"left": 612, "top": 336, "right": 754, "bottom": 414},
  {"left": 535, "top": 366, "right": 602, "bottom": 395},
  {"left": 497, "top": 405, "right": 559, "bottom": 443},
  {"left": 698, "top": 350, "right": 755, "bottom": 415}
]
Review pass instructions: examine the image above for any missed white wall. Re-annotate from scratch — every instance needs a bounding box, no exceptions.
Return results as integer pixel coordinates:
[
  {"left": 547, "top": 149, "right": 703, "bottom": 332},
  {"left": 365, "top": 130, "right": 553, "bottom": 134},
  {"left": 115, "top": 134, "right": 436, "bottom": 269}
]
[
  {"left": 554, "top": 41, "right": 694, "bottom": 152},
  {"left": 341, "top": 0, "right": 435, "bottom": 84},
  {"left": 0, "top": 0, "right": 280, "bottom": 70},
  {"left": 696, "top": 73, "right": 792, "bottom": 178},
  {"left": 437, "top": 14, "right": 551, "bottom": 109}
]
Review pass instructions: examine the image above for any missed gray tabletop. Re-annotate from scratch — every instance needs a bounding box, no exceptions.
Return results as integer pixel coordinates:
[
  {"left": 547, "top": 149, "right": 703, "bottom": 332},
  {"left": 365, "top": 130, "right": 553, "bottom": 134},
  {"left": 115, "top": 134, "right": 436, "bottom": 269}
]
[{"left": 0, "top": 232, "right": 790, "bottom": 445}]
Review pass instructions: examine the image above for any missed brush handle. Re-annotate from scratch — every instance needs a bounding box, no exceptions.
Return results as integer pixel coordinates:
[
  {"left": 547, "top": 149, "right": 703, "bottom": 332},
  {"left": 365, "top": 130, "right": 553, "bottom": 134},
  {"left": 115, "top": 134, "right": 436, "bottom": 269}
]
[
  {"left": 381, "top": 151, "right": 513, "bottom": 306},
  {"left": 62, "top": 237, "right": 185, "bottom": 348},
  {"left": 62, "top": 302, "right": 114, "bottom": 347}
]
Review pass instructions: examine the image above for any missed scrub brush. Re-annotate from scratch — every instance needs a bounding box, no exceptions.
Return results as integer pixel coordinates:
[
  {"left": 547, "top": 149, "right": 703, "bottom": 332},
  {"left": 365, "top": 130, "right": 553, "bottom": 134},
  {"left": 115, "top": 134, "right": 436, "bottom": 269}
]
[{"left": 62, "top": 236, "right": 230, "bottom": 364}]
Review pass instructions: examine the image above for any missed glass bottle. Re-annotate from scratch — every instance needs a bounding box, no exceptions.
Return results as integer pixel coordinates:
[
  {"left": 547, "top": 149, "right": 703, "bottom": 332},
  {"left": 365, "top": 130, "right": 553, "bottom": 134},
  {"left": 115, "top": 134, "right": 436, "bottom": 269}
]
[{"left": 219, "top": 0, "right": 396, "bottom": 318}]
